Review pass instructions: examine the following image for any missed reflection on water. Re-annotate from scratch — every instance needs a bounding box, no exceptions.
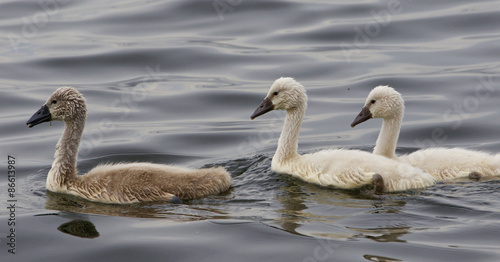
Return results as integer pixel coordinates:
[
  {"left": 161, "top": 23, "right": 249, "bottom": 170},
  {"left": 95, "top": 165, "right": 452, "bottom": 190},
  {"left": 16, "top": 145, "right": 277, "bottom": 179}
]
[
  {"left": 58, "top": 219, "right": 100, "bottom": 239},
  {"left": 39, "top": 153, "right": 419, "bottom": 244},
  {"left": 44, "top": 191, "right": 230, "bottom": 221},
  {"left": 348, "top": 226, "right": 410, "bottom": 243},
  {"left": 363, "top": 254, "right": 403, "bottom": 262}
]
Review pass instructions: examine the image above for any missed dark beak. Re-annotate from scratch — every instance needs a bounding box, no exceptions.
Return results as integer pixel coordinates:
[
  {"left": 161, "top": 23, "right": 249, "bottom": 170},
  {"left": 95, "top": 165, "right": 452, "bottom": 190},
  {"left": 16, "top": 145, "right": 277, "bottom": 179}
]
[
  {"left": 26, "top": 105, "right": 51, "bottom": 128},
  {"left": 351, "top": 106, "right": 372, "bottom": 127},
  {"left": 251, "top": 97, "right": 274, "bottom": 120}
]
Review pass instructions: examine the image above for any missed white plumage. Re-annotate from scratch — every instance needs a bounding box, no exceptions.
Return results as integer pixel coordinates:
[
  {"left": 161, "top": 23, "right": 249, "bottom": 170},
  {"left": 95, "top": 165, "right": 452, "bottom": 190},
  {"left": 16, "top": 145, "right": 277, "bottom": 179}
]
[
  {"left": 251, "top": 77, "right": 435, "bottom": 192},
  {"left": 351, "top": 85, "right": 500, "bottom": 181}
]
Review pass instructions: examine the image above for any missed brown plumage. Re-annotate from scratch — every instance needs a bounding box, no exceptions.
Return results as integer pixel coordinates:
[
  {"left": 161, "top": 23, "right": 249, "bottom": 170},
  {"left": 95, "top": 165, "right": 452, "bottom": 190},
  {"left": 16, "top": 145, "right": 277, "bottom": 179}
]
[{"left": 26, "top": 86, "right": 231, "bottom": 204}]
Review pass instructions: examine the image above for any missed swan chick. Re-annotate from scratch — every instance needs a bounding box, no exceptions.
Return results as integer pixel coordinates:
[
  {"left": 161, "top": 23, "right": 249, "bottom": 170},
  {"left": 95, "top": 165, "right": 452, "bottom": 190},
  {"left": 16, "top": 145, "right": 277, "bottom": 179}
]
[
  {"left": 351, "top": 85, "right": 500, "bottom": 180},
  {"left": 251, "top": 77, "right": 435, "bottom": 192},
  {"left": 26, "top": 86, "right": 231, "bottom": 204}
]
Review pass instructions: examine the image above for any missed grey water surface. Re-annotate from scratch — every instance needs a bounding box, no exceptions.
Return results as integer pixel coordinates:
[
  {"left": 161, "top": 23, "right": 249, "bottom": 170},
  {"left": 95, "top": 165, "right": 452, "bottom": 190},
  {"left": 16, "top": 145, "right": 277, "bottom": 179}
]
[{"left": 1, "top": 0, "right": 500, "bottom": 261}]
